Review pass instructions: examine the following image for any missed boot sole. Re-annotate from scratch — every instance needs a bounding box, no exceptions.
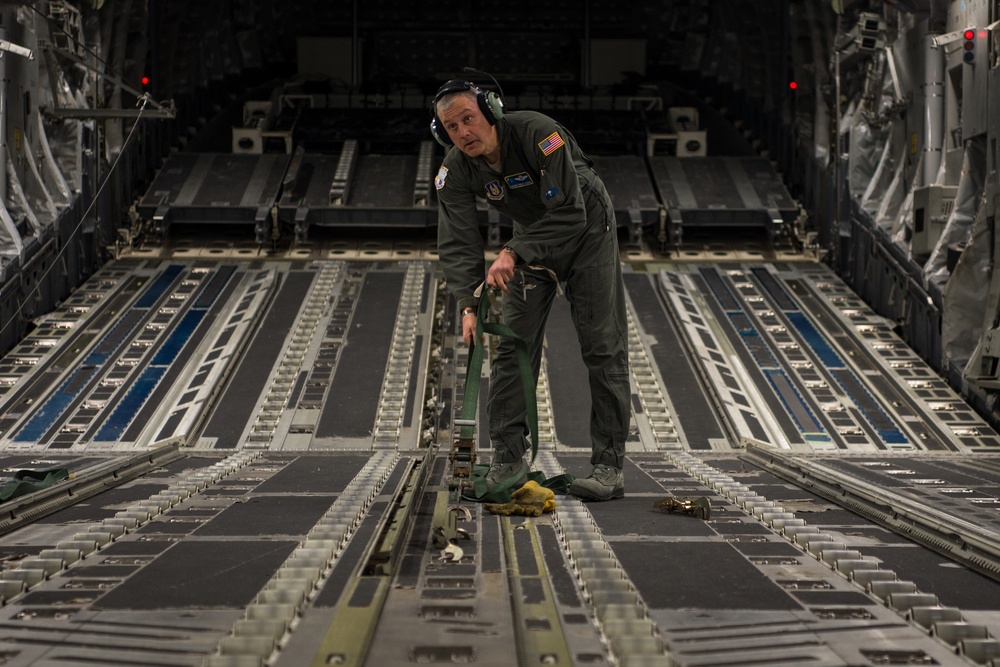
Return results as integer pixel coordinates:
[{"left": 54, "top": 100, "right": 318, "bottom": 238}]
[{"left": 569, "top": 485, "right": 625, "bottom": 501}]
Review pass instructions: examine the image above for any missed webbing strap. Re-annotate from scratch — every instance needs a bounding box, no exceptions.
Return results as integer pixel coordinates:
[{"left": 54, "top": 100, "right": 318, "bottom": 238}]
[
  {"left": 0, "top": 468, "right": 69, "bottom": 503},
  {"left": 456, "top": 292, "right": 577, "bottom": 504},
  {"left": 458, "top": 294, "right": 539, "bottom": 467}
]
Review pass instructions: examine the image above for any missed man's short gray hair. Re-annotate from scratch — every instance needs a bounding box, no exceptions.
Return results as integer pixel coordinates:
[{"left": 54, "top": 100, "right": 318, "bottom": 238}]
[{"left": 435, "top": 89, "right": 478, "bottom": 115}]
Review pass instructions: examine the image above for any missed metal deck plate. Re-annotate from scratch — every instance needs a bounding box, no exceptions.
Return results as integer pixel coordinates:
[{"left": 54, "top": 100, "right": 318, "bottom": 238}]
[{"left": 2, "top": 258, "right": 1000, "bottom": 666}]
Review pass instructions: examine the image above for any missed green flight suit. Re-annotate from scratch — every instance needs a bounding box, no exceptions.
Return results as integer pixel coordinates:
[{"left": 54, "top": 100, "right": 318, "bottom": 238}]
[{"left": 435, "top": 110, "right": 631, "bottom": 468}]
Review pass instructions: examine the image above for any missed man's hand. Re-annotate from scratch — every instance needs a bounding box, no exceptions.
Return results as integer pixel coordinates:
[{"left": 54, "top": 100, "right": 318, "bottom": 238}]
[
  {"left": 462, "top": 312, "right": 478, "bottom": 346},
  {"left": 487, "top": 249, "right": 516, "bottom": 293}
]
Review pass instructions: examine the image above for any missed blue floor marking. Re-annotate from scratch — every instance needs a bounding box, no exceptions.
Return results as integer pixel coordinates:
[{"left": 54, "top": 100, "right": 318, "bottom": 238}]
[
  {"left": 785, "top": 312, "right": 843, "bottom": 368},
  {"left": 12, "top": 266, "right": 186, "bottom": 443},
  {"left": 749, "top": 267, "right": 908, "bottom": 444},
  {"left": 13, "top": 368, "right": 98, "bottom": 442},
  {"left": 700, "top": 267, "right": 832, "bottom": 444},
  {"left": 783, "top": 310, "right": 907, "bottom": 444},
  {"left": 152, "top": 309, "right": 203, "bottom": 365},
  {"left": 93, "top": 368, "right": 167, "bottom": 441},
  {"left": 93, "top": 266, "right": 236, "bottom": 442},
  {"left": 95, "top": 307, "right": 208, "bottom": 442},
  {"left": 134, "top": 265, "right": 184, "bottom": 308}
]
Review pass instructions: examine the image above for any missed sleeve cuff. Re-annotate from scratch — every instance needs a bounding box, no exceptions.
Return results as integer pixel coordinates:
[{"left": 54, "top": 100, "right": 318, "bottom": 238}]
[{"left": 504, "top": 243, "right": 528, "bottom": 264}]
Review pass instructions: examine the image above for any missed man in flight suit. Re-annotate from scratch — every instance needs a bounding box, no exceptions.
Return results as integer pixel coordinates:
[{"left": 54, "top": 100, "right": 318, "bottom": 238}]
[{"left": 431, "top": 79, "right": 631, "bottom": 501}]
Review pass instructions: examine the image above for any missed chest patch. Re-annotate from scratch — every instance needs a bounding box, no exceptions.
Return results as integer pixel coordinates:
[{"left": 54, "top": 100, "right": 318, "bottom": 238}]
[
  {"left": 505, "top": 172, "right": 534, "bottom": 189},
  {"left": 484, "top": 180, "right": 504, "bottom": 201}
]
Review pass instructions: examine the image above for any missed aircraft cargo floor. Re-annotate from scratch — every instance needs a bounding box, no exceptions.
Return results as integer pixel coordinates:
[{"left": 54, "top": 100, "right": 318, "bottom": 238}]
[{"left": 1, "top": 254, "right": 1000, "bottom": 667}]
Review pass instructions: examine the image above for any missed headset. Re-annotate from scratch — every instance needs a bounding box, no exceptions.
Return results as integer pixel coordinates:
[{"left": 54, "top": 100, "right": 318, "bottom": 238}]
[{"left": 429, "top": 67, "right": 506, "bottom": 147}]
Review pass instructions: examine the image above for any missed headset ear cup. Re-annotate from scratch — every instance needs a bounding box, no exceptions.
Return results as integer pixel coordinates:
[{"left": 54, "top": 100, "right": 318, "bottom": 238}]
[
  {"left": 485, "top": 91, "right": 505, "bottom": 122},
  {"left": 430, "top": 116, "right": 452, "bottom": 147},
  {"left": 477, "top": 90, "right": 505, "bottom": 124}
]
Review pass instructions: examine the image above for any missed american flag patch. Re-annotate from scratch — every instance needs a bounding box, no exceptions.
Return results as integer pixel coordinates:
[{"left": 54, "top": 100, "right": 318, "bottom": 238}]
[{"left": 538, "top": 131, "right": 564, "bottom": 155}]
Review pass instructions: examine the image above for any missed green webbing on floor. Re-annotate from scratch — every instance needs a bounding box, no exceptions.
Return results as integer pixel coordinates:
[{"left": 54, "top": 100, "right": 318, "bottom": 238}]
[
  {"left": 466, "top": 467, "right": 574, "bottom": 504},
  {"left": 457, "top": 294, "right": 573, "bottom": 504},
  {"left": 0, "top": 468, "right": 70, "bottom": 503}
]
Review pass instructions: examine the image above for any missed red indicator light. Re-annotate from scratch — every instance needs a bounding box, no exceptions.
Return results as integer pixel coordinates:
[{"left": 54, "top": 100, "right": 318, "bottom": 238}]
[
  {"left": 789, "top": 81, "right": 798, "bottom": 90},
  {"left": 141, "top": 76, "right": 150, "bottom": 86},
  {"left": 964, "top": 27, "right": 978, "bottom": 63}
]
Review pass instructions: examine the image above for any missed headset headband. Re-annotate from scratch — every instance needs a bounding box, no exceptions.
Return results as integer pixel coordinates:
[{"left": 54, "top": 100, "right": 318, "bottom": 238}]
[{"left": 432, "top": 80, "right": 479, "bottom": 107}]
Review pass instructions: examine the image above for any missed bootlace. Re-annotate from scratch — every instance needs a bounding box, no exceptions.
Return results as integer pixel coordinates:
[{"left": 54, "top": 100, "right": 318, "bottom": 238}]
[{"left": 593, "top": 464, "right": 618, "bottom": 482}]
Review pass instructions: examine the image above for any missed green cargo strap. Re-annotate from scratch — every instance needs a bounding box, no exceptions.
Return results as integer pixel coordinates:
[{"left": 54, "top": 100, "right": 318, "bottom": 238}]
[
  {"left": 466, "top": 466, "right": 574, "bottom": 505},
  {"left": 0, "top": 468, "right": 70, "bottom": 503},
  {"left": 458, "top": 293, "right": 538, "bottom": 462},
  {"left": 456, "top": 291, "right": 574, "bottom": 504}
]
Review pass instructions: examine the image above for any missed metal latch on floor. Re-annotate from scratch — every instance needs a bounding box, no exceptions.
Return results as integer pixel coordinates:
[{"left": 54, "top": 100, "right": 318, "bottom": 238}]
[
  {"left": 653, "top": 496, "right": 713, "bottom": 520},
  {"left": 432, "top": 488, "right": 471, "bottom": 561}
]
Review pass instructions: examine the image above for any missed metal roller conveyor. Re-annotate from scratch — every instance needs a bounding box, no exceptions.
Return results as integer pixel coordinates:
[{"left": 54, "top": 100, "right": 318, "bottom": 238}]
[
  {"left": 1, "top": 259, "right": 1000, "bottom": 667},
  {"left": 744, "top": 445, "right": 1000, "bottom": 582}
]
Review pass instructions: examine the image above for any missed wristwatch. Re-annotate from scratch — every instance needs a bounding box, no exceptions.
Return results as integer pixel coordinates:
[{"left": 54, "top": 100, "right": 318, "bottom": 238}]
[
  {"left": 461, "top": 306, "right": 476, "bottom": 317},
  {"left": 502, "top": 245, "right": 518, "bottom": 261}
]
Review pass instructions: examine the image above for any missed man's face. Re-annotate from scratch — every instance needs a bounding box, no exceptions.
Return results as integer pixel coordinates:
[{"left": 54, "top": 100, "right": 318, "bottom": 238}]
[{"left": 437, "top": 94, "right": 498, "bottom": 159}]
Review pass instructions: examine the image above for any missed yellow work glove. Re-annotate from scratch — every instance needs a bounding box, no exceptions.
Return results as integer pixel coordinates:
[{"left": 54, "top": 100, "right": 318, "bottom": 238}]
[{"left": 484, "top": 480, "right": 556, "bottom": 517}]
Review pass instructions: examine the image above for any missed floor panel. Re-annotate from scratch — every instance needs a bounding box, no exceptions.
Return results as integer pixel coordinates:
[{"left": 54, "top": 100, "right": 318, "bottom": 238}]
[{"left": 2, "top": 257, "right": 1000, "bottom": 666}]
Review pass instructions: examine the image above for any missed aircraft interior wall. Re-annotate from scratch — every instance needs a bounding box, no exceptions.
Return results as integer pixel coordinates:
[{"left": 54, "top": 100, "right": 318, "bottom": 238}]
[{"left": 3, "top": 3, "right": 1000, "bottom": 664}]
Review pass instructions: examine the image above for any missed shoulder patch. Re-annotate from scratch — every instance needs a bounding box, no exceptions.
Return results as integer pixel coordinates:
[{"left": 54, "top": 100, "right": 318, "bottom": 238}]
[
  {"left": 434, "top": 165, "right": 448, "bottom": 190},
  {"left": 538, "top": 131, "right": 564, "bottom": 156}
]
